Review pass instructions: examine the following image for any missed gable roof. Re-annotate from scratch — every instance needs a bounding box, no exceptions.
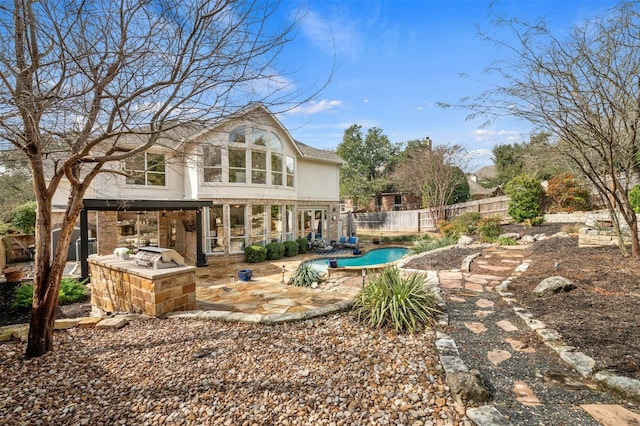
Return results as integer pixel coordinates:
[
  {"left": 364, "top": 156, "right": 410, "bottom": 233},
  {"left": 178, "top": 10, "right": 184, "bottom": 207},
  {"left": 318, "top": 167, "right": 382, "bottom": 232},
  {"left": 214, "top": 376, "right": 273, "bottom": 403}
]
[{"left": 294, "top": 140, "right": 343, "bottom": 164}]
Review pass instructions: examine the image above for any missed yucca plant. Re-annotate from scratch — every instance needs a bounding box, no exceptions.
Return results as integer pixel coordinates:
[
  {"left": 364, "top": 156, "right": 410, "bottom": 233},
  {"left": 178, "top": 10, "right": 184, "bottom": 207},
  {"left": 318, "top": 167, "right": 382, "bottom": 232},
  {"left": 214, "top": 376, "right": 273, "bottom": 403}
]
[
  {"left": 288, "top": 263, "right": 323, "bottom": 287},
  {"left": 353, "top": 267, "right": 440, "bottom": 333}
]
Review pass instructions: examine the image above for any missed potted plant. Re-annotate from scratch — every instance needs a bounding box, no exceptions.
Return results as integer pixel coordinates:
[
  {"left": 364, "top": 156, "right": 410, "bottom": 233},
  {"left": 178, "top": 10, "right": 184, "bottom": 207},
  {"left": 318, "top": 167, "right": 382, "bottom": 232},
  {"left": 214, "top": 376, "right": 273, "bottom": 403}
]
[
  {"left": 238, "top": 269, "right": 253, "bottom": 282},
  {"left": 113, "top": 247, "right": 133, "bottom": 260},
  {"left": 3, "top": 267, "right": 23, "bottom": 282}
]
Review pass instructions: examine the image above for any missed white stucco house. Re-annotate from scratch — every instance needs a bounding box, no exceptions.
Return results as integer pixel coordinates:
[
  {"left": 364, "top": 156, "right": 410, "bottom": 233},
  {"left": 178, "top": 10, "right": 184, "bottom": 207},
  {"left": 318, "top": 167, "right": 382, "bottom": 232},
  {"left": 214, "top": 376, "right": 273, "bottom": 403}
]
[{"left": 52, "top": 103, "right": 343, "bottom": 275}]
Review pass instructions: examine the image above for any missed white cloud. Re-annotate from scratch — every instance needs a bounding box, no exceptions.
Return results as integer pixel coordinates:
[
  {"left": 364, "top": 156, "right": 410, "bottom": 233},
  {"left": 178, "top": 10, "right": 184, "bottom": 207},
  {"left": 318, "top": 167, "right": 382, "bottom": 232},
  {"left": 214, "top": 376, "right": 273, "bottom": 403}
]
[
  {"left": 300, "top": 10, "right": 355, "bottom": 56},
  {"left": 287, "top": 100, "right": 341, "bottom": 115}
]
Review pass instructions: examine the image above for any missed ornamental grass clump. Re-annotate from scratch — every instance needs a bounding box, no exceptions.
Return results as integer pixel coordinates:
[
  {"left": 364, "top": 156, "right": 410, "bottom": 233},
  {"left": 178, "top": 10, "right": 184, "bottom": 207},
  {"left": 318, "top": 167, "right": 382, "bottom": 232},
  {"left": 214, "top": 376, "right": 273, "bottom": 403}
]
[
  {"left": 353, "top": 267, "right": 440, "bottom": 333},
  {"left": 411, "top": 234, "right": 456, "bottom": 254}
]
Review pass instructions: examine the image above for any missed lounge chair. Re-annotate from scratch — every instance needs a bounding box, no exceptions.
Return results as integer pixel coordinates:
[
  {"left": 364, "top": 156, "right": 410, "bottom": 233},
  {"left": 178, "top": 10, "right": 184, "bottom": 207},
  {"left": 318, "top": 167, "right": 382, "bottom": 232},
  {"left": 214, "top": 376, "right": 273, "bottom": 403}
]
[{"left": 344, "top": 236, "right": 359, "bottom": 249}]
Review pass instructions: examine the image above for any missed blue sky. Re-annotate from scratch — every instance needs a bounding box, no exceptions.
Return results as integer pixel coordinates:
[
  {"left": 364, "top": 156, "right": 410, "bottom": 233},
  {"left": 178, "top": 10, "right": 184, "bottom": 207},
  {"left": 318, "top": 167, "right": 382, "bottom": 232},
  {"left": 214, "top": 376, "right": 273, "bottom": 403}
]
[{"left": 270, "top": 0, "right": 619, "bottom": 171}]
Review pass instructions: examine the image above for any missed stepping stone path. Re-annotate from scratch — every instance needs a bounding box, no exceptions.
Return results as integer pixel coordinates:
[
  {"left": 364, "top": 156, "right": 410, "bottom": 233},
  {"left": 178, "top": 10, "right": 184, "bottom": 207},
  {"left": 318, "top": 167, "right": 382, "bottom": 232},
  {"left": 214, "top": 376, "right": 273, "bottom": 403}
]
[{"left": 437, "top": 245, "right": 636, "bottom": 425}]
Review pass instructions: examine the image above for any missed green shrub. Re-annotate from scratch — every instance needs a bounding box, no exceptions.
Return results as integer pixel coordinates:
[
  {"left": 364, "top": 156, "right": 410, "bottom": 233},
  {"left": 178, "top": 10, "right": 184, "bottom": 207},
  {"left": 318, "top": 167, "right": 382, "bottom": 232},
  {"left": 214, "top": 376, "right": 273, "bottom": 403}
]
[
  {"left": 244, "top": 245, "right": 267, "bottom": 263},
  {"left": 477, "top": 216, "right": 502, "bottom": 242},
  {"left": 504, "top": 175, "right": 544, "bottom": 223},
  {"left": 411, "top": 234, "right": 456, "bottom": 254},
  {"left": 497, "top": 237, "right": 517, "bottom": 246},
  {"left": 523, "top": 216, "right": 545, "bottom": 227},
  {"left": 296, "top": 237, "right": 309, "bottom": 254},
  {"left": 381, "top": 234, "right": 414, "bottom": 243},
  {"left": 353, "top": 267, "right": 440, "bottom": 333},
  {"left": 629, "top": 184, "right": 640, "bottom": 213},
  {"left": 288, "top": 263, "right": 323, "bottom": 287},
  {"left": 10, "top": 201, "right": 37, "bottom": 235},
  {"left": 12, "top": 278, "right": 88, "bottom": 309},
  {"left": 283, "top": 240, "right": 299, "bottom": 257},
  {"left": 440, "top": 212, "right": 482, "bottom": 238},
  {"left": 266, "top": 242, "right": 285, "bottom": 260}
]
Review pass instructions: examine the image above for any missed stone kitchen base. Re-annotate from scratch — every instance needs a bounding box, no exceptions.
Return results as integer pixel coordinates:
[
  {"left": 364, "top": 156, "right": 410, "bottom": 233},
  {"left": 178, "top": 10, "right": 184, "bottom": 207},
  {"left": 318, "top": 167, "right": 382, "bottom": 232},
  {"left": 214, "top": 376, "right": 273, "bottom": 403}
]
[{"left": 88, "top": 255, "right": 196, "bottom": 317}]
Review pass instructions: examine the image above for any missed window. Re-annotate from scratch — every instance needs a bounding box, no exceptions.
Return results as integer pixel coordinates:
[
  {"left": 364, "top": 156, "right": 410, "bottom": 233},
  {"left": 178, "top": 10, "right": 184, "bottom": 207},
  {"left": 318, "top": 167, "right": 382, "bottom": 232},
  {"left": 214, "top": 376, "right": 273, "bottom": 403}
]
[
  {"left": 229, "top": 149, "right": 246, "bottom": 183},
  {"left": 286, "top": 156, "right": 295, "bottom": 187},
  {"left": 285, "top": 205, "right": 294, "bottom": 241},
  {"left": 270, "top": 205, "right": 283, "bottom": 242},
  {"left": 251, "top": 129, "right": 267, "bottom": 146},
  {"left": 229, "top": 205, "right": 246, "bottom": 252},
  {"left": 268, "top": 133, "right": 282, "bottom": 150},
  {"left": 229, "top": 127, "right": 246, "bottom": 143},
  {"left": 116, "top": 211, "right": 159, "bottom": 249},
  {"left": 125, "top": 153, "right": 166, "bottom": 186},
  {"left": 251, "top": 151, "right": 266, "bottom": 184},
  {"left": 271, "top": 153, "right": 283, "bottom": 186},
  {"left": 203, "top": 146, "right": 222, "bottom": 183},
  {"left": 204, "top": 205, "right": 224, "bottom": 253},
  {"left": 251, "top": 205, "right": 267, "bottom": 245}
]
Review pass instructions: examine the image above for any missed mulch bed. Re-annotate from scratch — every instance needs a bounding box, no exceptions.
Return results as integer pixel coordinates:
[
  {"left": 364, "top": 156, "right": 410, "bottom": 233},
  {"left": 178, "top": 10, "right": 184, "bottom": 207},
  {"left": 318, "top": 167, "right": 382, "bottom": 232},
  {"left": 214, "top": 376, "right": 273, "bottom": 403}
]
[{"left": 407, "top": 222, "right": 640, "bottom": 382}]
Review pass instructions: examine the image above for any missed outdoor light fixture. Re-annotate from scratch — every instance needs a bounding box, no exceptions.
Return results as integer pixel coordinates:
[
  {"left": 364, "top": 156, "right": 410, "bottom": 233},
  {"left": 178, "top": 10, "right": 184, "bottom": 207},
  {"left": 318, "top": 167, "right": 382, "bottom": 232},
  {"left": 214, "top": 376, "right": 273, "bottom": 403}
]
[
  {"left": 281, "top": 265, "right": 286, "bottom": 284},
  {"left": 361, "top": 268, "right": 366, "bottom": 288}
]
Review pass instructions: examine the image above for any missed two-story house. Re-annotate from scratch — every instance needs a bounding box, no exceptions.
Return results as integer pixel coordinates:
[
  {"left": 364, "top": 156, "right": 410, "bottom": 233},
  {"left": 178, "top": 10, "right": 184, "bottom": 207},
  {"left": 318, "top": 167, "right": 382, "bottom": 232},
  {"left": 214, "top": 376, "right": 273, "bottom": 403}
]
[{"left": 52, "top": 104, "right": 343, "bottom": 275}]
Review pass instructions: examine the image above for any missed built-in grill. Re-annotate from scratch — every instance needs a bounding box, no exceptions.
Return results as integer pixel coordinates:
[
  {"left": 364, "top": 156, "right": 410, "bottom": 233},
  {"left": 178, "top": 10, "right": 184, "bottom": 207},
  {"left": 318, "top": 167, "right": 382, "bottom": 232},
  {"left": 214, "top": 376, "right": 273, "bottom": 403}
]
[{"left": 135, "top": 247, "right": 185, "bottom": 269}]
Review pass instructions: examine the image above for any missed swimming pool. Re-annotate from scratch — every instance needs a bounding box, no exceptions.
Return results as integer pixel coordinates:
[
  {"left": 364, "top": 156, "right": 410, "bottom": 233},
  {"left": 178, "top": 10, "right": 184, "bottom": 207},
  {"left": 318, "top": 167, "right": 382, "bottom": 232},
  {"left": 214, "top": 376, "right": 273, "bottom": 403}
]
[{"left": 308, "top": 247, "right": 409, "bottom": 272}]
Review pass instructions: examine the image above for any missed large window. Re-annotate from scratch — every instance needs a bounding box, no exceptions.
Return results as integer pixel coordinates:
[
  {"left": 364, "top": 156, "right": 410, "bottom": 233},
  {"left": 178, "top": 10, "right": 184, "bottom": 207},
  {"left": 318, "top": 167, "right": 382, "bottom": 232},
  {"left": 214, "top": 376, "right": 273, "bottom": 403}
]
[
  {"left": 251, "top": 205, "right": 267, "bottom": 245},
  {"left": 229, "top": 149, "right": 246, "bottom": 183},
  {"left": 221, "top": 127, "right": 291, "bottom": 187},
  {"left": 286, "top": 156, "right": 295, "bottom": 187},
  {"left": 229, "top": 205, "right": 246, "bottom": 252},
  {"left": 271, "top": 153, "right": 283, "bottom": 186},
  {"left": 203, "top": 146, "right": 222, "bottom": 183},
  {"left": 124, "top": 153, "right": 166, "bottom": 186},
  {"left": 251, "top": 151, "right": 267, "bottom": 184},
  {"left": 270, "top": 205, "right": 283, "bottom": 242},
  {"left": 205, "top": 205, "right": 224, "bottom": 253},
  {"left": 116, "top": 211, "right": 159, "bottom": 249},
  {"left": 229, "top": 127, "right": 246, "bottom": 143}
]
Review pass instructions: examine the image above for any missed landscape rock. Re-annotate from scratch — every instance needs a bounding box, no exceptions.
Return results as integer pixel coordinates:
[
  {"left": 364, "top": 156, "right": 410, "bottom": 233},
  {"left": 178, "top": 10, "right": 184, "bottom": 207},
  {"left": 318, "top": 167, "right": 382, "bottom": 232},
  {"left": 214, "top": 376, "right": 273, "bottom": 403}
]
[
  {"left": 534, "top": 276, "right": 576, "bottom": 296},
  {"left": 457, "top": 235, "right": 474, "bottom": 246},
  {"left": 498, "top": 232, "right": 520, "bottom": 241},
  {"left": 446, "top": 369, "right": 493, "bottom": 406},
  {"left": 520, "top": 234, "right": 536, "bottom": 244}
]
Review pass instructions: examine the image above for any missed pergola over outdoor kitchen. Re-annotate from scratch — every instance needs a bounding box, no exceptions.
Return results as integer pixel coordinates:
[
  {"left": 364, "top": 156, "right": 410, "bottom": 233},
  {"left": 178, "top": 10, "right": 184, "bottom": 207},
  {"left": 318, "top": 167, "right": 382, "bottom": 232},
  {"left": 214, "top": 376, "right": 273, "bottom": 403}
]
[{"left": 78, "top": 198, "right": 212, "bottom": 279}]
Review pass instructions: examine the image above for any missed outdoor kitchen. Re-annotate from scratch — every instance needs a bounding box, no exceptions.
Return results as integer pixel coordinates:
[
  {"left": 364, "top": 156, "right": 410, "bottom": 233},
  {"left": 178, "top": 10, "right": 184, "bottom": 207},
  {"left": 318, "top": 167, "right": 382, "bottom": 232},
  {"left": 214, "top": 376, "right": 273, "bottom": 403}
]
[{"left": 88, "top": 247, "right": 196, "bottom": 317}]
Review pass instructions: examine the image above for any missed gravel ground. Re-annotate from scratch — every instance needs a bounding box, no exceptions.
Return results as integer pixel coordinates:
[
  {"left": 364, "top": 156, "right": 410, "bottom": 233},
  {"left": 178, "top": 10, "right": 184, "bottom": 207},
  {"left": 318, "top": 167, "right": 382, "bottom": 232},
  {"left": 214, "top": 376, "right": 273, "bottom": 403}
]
[{"left": 0, "top": 315, "right": 471, "bottom": 426}]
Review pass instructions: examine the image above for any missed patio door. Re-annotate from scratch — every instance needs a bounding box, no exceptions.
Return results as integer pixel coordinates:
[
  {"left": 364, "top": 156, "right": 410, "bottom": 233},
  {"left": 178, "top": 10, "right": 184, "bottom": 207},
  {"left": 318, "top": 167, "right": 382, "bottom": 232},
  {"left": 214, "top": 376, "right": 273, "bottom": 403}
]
[{"left": 299, "top": 208, "right": 327, "bottom": 240}]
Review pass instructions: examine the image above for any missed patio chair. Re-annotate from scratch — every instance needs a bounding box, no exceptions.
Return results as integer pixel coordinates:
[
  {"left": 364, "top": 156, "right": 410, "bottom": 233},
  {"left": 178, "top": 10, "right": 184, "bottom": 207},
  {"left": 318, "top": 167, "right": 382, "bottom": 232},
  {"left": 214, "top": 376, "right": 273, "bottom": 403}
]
[{"left": 345, "top": 236, "right": 359, "bottom": 248}]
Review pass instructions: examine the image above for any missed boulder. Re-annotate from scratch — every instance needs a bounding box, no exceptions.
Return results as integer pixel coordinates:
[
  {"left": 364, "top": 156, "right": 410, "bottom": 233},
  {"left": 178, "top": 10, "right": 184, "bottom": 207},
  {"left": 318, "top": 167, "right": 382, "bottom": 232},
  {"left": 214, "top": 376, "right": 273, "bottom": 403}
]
[
  {"left": 457, "top": 235, "right": 474, "bottom": 246},
  {"left": 498, "top": 232, "right": 520, "bottom": 241},
  {"left": 534, "top": 276, "right": 576, "bottom": 296},
  {"left": 446, "top": 369, "right": 493, "bottom": 406},
  {"left": 520, "top": 234, "right": 536, "bottom": 244}
]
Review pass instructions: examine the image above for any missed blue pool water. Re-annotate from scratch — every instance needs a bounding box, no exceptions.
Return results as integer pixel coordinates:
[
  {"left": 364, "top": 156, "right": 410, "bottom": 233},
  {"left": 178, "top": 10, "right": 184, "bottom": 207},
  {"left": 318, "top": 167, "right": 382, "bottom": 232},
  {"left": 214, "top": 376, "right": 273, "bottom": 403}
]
[{"left": 308, "top": 247, "right": 409, "bottom": 271}]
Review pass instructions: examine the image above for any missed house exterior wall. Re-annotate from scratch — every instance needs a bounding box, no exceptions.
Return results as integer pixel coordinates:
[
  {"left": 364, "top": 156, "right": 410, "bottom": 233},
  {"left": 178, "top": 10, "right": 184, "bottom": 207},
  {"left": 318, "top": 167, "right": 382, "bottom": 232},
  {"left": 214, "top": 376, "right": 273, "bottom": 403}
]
[{"left": 53, "top": 104, "right": 343, "bottom": 267}]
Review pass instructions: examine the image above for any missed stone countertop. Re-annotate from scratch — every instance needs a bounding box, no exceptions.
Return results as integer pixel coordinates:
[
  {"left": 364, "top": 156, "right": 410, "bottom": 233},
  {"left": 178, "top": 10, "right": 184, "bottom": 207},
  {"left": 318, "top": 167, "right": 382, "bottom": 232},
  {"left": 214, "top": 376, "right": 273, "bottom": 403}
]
[{"left": 88, "top": 255, "right": 196, "bottom": 280}]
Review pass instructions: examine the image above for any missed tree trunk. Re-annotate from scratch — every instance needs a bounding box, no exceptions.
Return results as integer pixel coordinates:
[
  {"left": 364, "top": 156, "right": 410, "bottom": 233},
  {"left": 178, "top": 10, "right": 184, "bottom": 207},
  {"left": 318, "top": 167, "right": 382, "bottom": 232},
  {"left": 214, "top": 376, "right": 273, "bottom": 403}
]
[{"left": 25, "top": 193, "right": 84, "bottom": 358}]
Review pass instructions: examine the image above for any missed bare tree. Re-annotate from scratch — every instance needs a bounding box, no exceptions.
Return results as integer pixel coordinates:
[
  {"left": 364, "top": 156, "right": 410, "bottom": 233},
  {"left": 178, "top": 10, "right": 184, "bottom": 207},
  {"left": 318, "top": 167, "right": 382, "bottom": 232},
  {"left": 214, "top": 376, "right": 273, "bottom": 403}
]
[
  {"left": 0, "top": 0, "right": 314, "bottom": 357},
  {"left": 391, "top": 144, "right": 469, "bottom": 225},
  {"left": 450, "top": 2, "right": 640, "bottom": 256}
]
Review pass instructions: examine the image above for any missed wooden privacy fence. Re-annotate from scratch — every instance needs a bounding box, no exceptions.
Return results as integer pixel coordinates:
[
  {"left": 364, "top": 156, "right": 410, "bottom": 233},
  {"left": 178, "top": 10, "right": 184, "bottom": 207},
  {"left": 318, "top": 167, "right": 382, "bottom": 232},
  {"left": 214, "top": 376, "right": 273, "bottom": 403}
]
[
  {"left": 348, "top": 196, "right": 510, "bottom": 234},
  {"left": 419, "top": 196, "right": 510, "bottom": 231}
]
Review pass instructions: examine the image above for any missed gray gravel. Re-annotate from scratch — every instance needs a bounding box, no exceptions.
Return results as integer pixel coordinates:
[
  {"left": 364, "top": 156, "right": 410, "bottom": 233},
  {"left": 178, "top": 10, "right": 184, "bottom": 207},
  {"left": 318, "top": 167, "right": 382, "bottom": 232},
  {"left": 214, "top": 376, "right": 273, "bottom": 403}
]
[{"left": 0, "top": 314, "right": 471, "bottom": 425}]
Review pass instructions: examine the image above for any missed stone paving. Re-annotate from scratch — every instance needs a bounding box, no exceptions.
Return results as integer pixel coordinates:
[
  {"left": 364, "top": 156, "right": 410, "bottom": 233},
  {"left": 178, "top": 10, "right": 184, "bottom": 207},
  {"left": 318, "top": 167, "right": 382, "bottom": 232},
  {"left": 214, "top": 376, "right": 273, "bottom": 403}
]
[{"left": 434, "top": 245, "right": 640, "bottom": 426}]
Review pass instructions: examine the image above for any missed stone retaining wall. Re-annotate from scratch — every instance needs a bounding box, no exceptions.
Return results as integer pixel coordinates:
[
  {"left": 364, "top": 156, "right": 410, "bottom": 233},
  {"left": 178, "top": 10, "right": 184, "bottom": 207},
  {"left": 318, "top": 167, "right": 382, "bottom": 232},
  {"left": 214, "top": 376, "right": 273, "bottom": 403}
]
[{"left": 578, "top": 227, "right": 634, "bottom": 247}]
